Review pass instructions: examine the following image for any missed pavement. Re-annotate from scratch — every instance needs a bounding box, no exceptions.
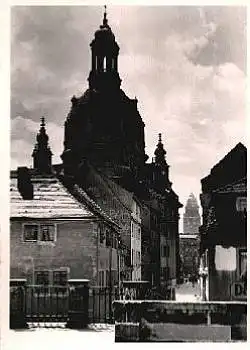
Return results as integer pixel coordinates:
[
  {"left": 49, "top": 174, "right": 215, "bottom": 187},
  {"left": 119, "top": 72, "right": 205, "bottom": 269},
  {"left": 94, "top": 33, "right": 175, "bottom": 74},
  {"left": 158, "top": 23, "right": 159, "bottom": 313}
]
[
  {"left": 2, "top": 324, "right": 115, "bottom": 350},
  {"left": 2, "top": 282, "right": 202, "bottom": 349}
]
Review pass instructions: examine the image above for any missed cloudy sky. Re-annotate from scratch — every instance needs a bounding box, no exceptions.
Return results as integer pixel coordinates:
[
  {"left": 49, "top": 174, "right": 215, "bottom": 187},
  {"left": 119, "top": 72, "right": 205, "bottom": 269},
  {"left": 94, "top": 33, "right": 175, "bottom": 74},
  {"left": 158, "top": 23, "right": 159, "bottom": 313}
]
[{"left": 11, "top": 5, "right": 246, "bottom": 226}]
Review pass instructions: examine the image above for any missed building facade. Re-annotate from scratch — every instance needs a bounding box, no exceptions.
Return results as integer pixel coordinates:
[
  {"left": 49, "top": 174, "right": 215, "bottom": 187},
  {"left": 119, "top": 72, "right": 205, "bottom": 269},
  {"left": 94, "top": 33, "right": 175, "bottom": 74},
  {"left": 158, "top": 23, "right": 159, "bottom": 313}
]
[
  {"left": 199, "top": 143, "right": 247, "bottom": 301},
  {"left": 142, "top": 135, "right": 182, "bottom": 297},
  {"left": 179, "top": 234, "right": 200, "bottom": 281},
  {"left": 10, "top": 120, "right": 121, "bottom": 289}
]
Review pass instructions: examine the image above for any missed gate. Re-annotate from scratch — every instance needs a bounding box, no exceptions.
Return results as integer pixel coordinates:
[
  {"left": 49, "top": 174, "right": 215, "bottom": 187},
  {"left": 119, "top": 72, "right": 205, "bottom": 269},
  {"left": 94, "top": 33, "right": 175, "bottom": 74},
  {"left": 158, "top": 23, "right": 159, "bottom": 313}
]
[
  {"left": 24, "top": 284, "right": 116, "bottom": 325},
  {"left": 26, "top": 285, "right": 69, "bottom": 324}
]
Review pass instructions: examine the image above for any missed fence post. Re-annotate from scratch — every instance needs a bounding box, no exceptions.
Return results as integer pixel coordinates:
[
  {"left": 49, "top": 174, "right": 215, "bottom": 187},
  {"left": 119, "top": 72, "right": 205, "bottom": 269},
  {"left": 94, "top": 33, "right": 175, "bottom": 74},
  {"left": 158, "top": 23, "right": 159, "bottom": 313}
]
[
  {"left": 66, "top": 279, "right": 89, "bottom": 329},
  {"left": 10, "top": 279, "right": 28, "bottom": 329}
]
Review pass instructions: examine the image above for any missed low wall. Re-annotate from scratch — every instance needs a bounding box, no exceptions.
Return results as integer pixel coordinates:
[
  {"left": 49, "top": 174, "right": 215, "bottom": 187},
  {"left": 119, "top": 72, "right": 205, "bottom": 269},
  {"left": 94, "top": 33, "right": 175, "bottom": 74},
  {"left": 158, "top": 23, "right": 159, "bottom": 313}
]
[{"left": 113, "top": 300, "right": 247, "bottom": 342}]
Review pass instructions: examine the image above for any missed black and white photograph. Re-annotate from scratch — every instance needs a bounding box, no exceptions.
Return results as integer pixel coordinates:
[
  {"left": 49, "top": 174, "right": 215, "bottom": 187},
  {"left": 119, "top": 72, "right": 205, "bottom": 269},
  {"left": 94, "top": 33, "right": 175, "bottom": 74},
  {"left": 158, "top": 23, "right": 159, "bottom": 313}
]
[{"left": 1, "top": 2, "right": 247, "bottom": 347}]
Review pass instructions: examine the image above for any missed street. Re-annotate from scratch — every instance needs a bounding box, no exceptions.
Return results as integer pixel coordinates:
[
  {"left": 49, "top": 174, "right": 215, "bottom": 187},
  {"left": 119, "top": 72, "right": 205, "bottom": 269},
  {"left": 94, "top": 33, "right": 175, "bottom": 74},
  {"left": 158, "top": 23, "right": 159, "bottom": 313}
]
[
  {"left": 175, "top": 281, "right": 201, "bottom": 302},
  {"left": 2, "top": 325, "right": 115, "bottom": 350}
]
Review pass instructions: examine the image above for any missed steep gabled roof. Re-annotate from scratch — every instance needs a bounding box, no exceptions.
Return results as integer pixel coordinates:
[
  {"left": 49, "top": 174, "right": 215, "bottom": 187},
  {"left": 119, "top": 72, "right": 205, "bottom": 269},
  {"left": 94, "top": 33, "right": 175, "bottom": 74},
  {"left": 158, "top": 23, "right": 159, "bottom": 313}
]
[
  {"left": 10, "top": 171, "right": 120, "bottom": 230},
  {"left": 10, "top": 174, "right": 95, "bottom": 219},
  {"left": 201, "top": 143, "right": 247, "bottom": 192}
]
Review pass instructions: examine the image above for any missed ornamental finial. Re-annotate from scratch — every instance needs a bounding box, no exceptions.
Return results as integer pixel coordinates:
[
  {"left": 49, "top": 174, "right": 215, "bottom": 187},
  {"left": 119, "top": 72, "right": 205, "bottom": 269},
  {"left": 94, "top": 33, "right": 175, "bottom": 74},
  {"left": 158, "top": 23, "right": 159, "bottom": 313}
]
[
  {"left": 103, "top": 5, "right": 108, "bottom": 26},
  {"left": 40, "top": 116, "right": 45, "bottom": 127}
]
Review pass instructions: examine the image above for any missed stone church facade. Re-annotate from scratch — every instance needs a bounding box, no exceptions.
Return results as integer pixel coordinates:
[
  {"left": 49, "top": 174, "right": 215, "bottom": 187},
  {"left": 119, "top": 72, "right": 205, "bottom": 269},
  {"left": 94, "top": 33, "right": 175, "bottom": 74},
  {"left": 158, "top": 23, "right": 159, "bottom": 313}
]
[{"left": 10, "top": 10, "right": 182, "bottom": 298}]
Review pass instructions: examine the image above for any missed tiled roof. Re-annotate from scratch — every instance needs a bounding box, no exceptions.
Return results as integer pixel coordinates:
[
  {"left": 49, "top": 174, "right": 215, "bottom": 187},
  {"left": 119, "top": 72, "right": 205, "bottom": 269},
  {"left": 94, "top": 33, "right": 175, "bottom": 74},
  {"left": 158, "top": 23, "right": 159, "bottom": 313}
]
[
  {"left": 70, "top": 183, "right": 120, "bottom": 228},
  {"left": 10, "top": 175, "right": 95, "bottom": 219}
]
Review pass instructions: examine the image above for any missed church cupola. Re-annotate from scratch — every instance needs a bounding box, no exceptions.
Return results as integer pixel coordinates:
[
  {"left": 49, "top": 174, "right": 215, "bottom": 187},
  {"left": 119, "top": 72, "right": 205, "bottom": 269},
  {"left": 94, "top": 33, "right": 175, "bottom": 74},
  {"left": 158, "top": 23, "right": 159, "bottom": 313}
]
[
  {"left": 32, "top": 117, "right": 52, "bottom": 174},
  {"left": 88, "top": 6, "right": 121, "bottom": 91}
]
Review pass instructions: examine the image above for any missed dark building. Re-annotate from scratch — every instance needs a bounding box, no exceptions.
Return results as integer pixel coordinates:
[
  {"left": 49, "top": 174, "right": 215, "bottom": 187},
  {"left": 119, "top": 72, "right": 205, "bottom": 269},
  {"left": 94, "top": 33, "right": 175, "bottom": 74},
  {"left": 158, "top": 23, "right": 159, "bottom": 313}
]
[
  {"left": 61, "top": 10, "right": 148, "bottom": 189},
  {"left": 179, "top": 234, "right": 200, "bottom": 281},
  {"left": 143, "top": 134, "right": 182, "bottom": 295},
  {"left": 11, "top": 10, "right": 182, "bottom": 300},
  {"left": 199, "top": 143, "right": 247, "bottom": 301},
  {"left": 183, "top": 193, "right": 201, "bottom": 235},
  {"left": 59, "top": 11, "right": 182, "bottom": 296}
]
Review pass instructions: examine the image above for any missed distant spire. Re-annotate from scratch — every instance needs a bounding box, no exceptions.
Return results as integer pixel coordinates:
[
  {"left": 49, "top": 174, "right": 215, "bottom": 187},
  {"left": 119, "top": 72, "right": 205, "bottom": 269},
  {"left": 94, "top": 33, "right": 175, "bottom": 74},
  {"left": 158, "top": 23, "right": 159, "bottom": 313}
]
[
  {"left": 103, "top": 5, "right": 108, "bottom": 26},
  {"left": 32, "top": 117, "right": 52, "bottom": 174}
]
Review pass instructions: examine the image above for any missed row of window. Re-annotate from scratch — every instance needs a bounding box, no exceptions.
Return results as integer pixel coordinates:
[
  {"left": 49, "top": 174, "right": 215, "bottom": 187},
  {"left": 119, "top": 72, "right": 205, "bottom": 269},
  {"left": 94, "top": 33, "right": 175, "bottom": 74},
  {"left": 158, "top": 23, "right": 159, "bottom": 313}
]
[
  {"left": 23, "top": 224, "right": 56, "bottom": 242},
  {"left": 98, "top": 269, "right": 118, "bottom": 288},
  {"left": 33, "top": 269, "right": 68, "bottom": 285}
]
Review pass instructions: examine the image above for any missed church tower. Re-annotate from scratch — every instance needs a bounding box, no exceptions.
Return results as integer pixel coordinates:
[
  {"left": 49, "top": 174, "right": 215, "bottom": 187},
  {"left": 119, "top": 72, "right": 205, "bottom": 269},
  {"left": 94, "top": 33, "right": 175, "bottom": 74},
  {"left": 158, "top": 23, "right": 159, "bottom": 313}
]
[
  {"left": 61, "top": 7, "right": 148, "bottom": 184},
  {"left": 183, "top": 193, "right": 201, "bottom": 235},
  {"left": 32, "top": 117, "right": 52, "bottom": 174},
  {"left": 88, "top": 6, "right": 121, "bottom": 92},
  {"left": 145, "top": 134, "right": 172, "bottom": 193}
]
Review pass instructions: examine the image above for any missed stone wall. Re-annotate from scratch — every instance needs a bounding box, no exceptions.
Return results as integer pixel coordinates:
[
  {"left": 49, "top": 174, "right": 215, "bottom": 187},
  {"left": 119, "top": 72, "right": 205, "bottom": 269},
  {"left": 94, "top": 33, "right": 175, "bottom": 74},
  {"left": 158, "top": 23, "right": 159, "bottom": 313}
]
[{"left": 113, "top": 300, "right": 247, "bottom": 342}]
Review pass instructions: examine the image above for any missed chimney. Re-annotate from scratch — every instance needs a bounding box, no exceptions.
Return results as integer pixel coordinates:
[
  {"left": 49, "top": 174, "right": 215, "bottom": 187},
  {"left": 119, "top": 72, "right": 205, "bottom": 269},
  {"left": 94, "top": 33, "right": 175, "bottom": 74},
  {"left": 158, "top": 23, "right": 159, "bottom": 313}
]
[{"left": 17, "top": 167, "right": 33, "bottom": 200}]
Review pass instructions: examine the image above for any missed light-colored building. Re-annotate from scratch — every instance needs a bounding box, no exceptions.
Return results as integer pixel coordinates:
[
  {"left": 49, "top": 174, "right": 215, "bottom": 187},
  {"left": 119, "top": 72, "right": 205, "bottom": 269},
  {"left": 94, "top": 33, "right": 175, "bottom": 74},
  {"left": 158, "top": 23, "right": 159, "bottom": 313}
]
[{"left": 131, "top": 200, "right": 142, "bottom": 281}]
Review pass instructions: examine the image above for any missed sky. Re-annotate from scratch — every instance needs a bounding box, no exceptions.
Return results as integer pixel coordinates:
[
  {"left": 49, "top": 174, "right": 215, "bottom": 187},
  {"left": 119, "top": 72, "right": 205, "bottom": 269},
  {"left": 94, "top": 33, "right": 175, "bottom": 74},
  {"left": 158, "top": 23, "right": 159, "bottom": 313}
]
[{"left": 10, "top": 5, "right": 247, "bottom": 227}]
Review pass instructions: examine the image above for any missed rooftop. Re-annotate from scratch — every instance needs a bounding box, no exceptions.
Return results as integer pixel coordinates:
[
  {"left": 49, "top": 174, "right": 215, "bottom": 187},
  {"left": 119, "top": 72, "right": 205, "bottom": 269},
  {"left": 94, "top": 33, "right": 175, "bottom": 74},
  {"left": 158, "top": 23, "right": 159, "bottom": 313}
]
[{"left": 10, "top": 174, "right": 95, "bottom": 219}]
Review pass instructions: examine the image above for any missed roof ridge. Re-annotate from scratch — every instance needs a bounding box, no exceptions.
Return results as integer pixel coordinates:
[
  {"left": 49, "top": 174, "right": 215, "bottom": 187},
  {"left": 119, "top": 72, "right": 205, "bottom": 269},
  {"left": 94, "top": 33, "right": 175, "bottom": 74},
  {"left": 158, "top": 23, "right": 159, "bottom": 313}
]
[{"left": 72, "top": 183, "right": 120, "bottom": 228}]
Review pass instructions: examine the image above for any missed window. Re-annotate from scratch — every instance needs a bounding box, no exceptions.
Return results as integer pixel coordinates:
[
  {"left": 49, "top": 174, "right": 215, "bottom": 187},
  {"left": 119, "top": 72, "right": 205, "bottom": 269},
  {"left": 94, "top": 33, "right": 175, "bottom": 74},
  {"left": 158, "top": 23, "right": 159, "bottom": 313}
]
[
  {"left": 111, "top": 270, "right": 118, "bottom": 287},
  {"left": 112, "top": 234, "right": 118, "bottom": 249},
  {"left": 53, "top": 270, "right": 68, "bottom": 286},
  {"left": 239, "top": 249, "right": 247, "bottom": 280},
  {"left": 23, "top": 223, "right": 56, "bottom": 242},
  {"left": 34, "top": 269, "right": 69, "bottom": 295},
  {"left": 99, "top": 225, "right": 105, "bottom": 244},
  {"left": 35, "top": 271, "right": 49, "bottom": 285},
  {"left": 106, "top": 229, "right": 111, "bottom": 247},
  {"left": 98, "top": 270, "right": 105, "bottom": 287},
  {"left": 34, "top": 270, "right": 49, "bottom": 293},
  {"left": 137, "top": 251, "right": 141, "bottom": 266},
  {"left": 24, "top": 224, "right": 38, "bottom": 241},
  {"left": 106, "top": 270, "right": 110, "bottom": 287},
  {"left": 236, "top": 197, "right": 247, "bottom": 212},
  {"left": 41, "top": 225, "right": 55, "bottom": 242},
  {"left": 137, "top": 227, "right": 141, "bottom": 240},
  {"left": 166, "top": 246, "right": 170, "bottom": 258}
]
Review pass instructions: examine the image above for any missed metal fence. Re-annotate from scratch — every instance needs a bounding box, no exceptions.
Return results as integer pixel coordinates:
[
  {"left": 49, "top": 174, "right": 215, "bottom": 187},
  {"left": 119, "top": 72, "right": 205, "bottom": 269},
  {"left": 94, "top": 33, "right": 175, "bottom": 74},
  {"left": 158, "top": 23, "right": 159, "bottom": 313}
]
[
  {"left": 12, "top": 284, "right": 117, "bottom": 326},
  {"left": 25, "top": 285, "right": 69, "bottom": 323}
]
